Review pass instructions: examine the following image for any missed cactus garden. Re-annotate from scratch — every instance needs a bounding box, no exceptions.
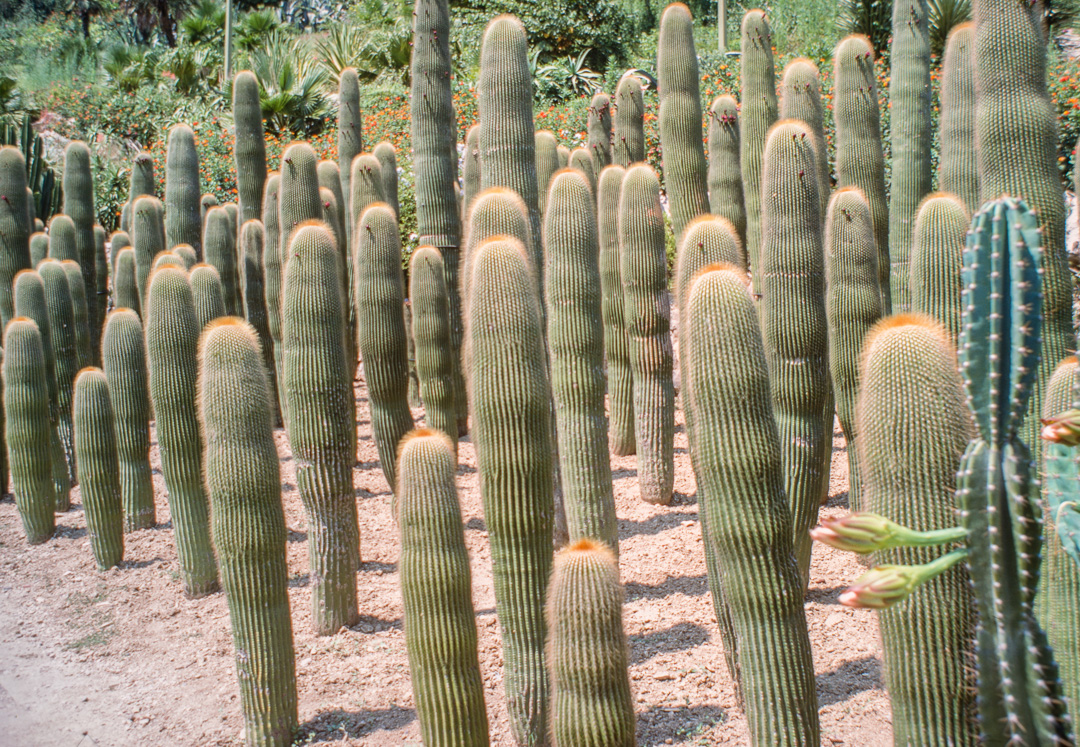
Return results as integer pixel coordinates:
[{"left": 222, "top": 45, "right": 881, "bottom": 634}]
[{"left": 5, "top": 0, "right": 1080, "bottom": 744}]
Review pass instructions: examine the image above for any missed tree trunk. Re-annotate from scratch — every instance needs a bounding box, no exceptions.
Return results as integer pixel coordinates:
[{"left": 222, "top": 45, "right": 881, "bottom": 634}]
[{"left": 81, "top": 11, "right": 91, "bottom": 39}]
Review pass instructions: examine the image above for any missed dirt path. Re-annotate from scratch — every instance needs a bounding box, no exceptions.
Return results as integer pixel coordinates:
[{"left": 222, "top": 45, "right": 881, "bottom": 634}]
[{"left": 0, "top": 371, "right": 891, "bottom": 746}]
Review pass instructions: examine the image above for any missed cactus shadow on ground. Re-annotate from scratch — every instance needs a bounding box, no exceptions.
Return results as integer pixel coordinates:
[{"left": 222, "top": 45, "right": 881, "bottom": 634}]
[
  {"left": 815, "top": 656, "right": 883, "bottom": 707},
  {"left": 293, "top": 705, "right": 417, "bottom": 741},
  {"left": 624, "top": 574, "right": 708, "bottom": 601},
  {"left": 628, "top": 621, "right": 710, "bottom": 665}
]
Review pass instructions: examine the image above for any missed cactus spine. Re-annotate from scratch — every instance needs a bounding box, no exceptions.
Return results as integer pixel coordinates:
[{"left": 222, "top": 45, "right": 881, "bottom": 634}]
[
  {"left": 707, "top": 95, "right": 748, "bottom": 256},
  {"left": 337, "top": 68, "right": 363, "bottom": 245},
  {"left": 909, "top": 193, "right": 968, "bottom": 342},
  {"left": 0, "top": 148, "right": 31, "bottom": 329},
  {"left": 658, "top": 3, "right": 710, "bottom": 242},
  {"left": 73, "top": 368, "right": 124, "bottom": 570},
  {"left": 465, "top": 236, "right": 553, "bottom": 746},
  {"left": 372, "top": 142, "right": 400, "bottom": 219},
  {"left": 282, "top": 222, "right": 360, "bottom": 634},
  {"left": 203, "top": 206, "right": 241, "bottom": 317},
  {"left": 618, "top": 165, "right": 674, "bottom": 505},
  {"left": 62, "top": 141, "right": 98, "bottom": 349},
  {"left": 279, "top": 143, "right": 323, "bottom": 267},
  {"left": 567, "top": 148, "right": 596, "bottom": 198},
  {"left": 4, "top": 318, "right": 55, "bottom": 543},
  {"left": 145, "top": 264, "right": 219, "bottom": 597},
  {"left": 191, "top": 263, "right": 227, "bottom": 331},
  {"left": 165, "top": 124, "right": 202, "bottom": 256},
  {"left": 409, "top": 247, "right": 458, "bottom": 451},
  {"left": 780, "top": 59, "right": 830, "bottom": 216},
  {"left": 198, "top": 317, "right": 298, "bottom": 747},
  {"left": 114, "top": 249, "right": 139, "bottom": 315},
  {"left": 39, "top": 259, "right": 79, "bottom": 492},
  {"left": 938, "top": 23, "right": 977, "bottom": 211},
  {"left": 461, "top": 187, "right": 533, "bottom": 319},
  {"left": 685, "top": 266, "right": 820, "bottom": 745},
  {"left": 397, "top": 429, "right": 488, "bottom": 745},
  {"left": 130, "top": 195, "right": 166, "bottom": 310},
  {"left": 47, "top": 214, "right": 77, "bottom": 263},
  {"left": 547, "top": 539, "right": 635, "bottom": 746},
  {"left": 232, "top": 70, "right": 267, "bottom": 225},
  {"left": 587, "top": 92, "right": 613, "bottom": 173},
  {"left": 614, "top": 71, "right": 645, "bottom": 168},
  {"left": 101, "top": 309, "right": 154, "bottom": 531}
]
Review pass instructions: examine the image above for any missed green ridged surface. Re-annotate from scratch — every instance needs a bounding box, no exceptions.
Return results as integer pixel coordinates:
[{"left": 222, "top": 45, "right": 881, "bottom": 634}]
[
  {"left": 126, "top": 151, "right": 156, "bottom": 228},
  {"left": 780, "top": 59, "right": 830, "bottom": 216},
  {"left": 707, "top": 95, "right": 748, "bottom": 258},
  {"left": 3, "top": 319, "right": 55, "bottom": 544},
  {"left": 614, "top": 72, "right": 645, "bottom": 168},
  {"left": 823, "top": 188, "right": 881, "bottom": 512},
  {"left": 567, "top": 149, "right": 596, "bottom": 198},
  {"left": 461, "top": 188, "right": 532, "bottom": 320},
  {"left": 29, "top": 231, "right": 47, "bottom": 268},
  {"left": 684, "top": 267, "right": 819, "bottom": 746},
  {"left": 588, "top": 92, "right": 613, "bottom": 174},
  {"left": 618, "top": 165, "right": 674, "bottom": 506},
  {"left": 739, "top": 9, "right": 778, "bottom": 293},
  {"left": 145, "top": 265, "right": 219, "bottom": 597},
  {"left": 557, "top": 145, "right": 570, "bottom": 168},
  {"left": 355, "top": 204, "right": 414, "bottom": 492},
  {"left": 200, "top": 194, "right": 218, "bottom": 228},
  {"left": 102, "top": 309, "right": 154, "bottom": 531},
  {"left": 164, "top": 124, "right": 202, "bottom": 256},
  {"left": 152, "top": 252, "right": 182, "bottom": 272},
  {"left": 47, "top": 214, "right": 77, "bottom": 262},
  {"left": 544, "top": 170, "right": 618, "bottom": 551},
  {"left": 62, "top": 141, "right": 98, "bottom": 349},
  {"left": 318, "top": 186, "right": 350, "bottom": 356},
  {"left": 338, "top": 68, "right": 363, "bottom": 246},
  {"left": 658, "top": 3, "right": 709, "bottom": 242},
  {"left": 281, "top": 223, "right": 359, "bottom": 635},
  {"left": 173, "top": 244, "right": 196, "bottom": 269},
  {"left": 397, "top": 430, "right": 488, "bottom": 745},
  {"left": 233, "top": 70, "right": 267, "bottom": 225},
  {"left": 60, "top": 259, "right": 92, "bottom": 370},
  {"left": 409, "top": 248, "right": 458, "bottom": 452},
  {"left": 130, "top": 196, "right": 165, "bottom": 310},
  {"left": 39, "top": 259, "right": 79, "bottom": 492},
  {"left": 462, "top": 125, "right": 482, "bottom": 224},
  {"left": 108, "top": 230, "right": 130, "bottom": 274},
  {"left": 597, "top": 166, "right": 633, "bottom": 457},
  {"left": 938, "top": 24, "right": 977, "bottom": 211},
  {"left": 833, "top": 36, "right": 890, "bottom": 312},
  {"left": 190, "top": 263, "right": 227, "bottom": 331},
  {"left": 536, "top": 131, "right": 560, "bottom": 218},
  {"left": 372, "top": 142, "right": 399, "bottom": 219},
  {"left": 279, "top": 143, "right": 323, "bottom": 270},
  {"left": 759, "top": 120, "right": 832, "bottom": 586},
  {"left": 404, "top": 301, "right": 420, "bottom": 408},
  {"left": 93, "top": 224, "right": 106, "bottom": 332},
  {"left": 910, "top": 193, "right": 968, "bottom": 342},
  {"left": 199, "top": 319, "right": 298, "bottom": 747},
  {"left": 203, "top": 206, "right": 240, "bottom": 317},
  {"left": 465, "top": 236, "right": 553, "bottom": 747},
  {"left": 239, "top": 219, "right": 277, "bottom": 422},
  {"left": 73, "top": 368, "right": 124, "bottom": 570},
  {"left": 317, "top": 161, "right": 348, "bottom": 262},
  {"left": 349, "top": 154, "right": 386, "bottom": 245},
  {"left": 113, "top": 249, "right": 139, "bottom": 315},
  {"left": 262, "top": 173, "right": 285, "bottom": 421},
  {"left": 547, "top": 540, "right": 634, "bottom": 747}
]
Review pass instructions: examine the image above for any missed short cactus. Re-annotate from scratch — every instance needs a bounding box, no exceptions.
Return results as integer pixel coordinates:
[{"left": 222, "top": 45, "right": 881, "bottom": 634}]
[
  {"left": 124, "top": 150, "right": 156, "bottom": 233},
  {"left": 190, "top": 263, "right": 227, "bottom": 331},
  {"left": 29, "top": 231, "right": 47, "bottom": 268},
  {"left": 909, "top": 193, "right": 968, "bottom": 341},
  {"left": 567, "top": 147, "right": 596, "bottom": 197},
  {"left": 47, "top": 214, "right": 77, "bottom": 262},
  {"left": 408, "top": 247, "right": 458, "bottom": 451},
  {"left": 164, "top": 124, "right": 202, "bottom": 257},
  {"left": 59, "top": 259, "right": 92, "bottom": 370},
  {"left": 461, "top": 187, "right": 533, "bottom": 317},
  {"left": 201, "top": 193, "right": 218, "bottom": 227},
  {"left": 707, "top": 95, "right": 748, "bottom": 257},
  {"left": 239, "top": 219, "right": 277, "bottom": 420},
  {"left": 73, "top": 367, "right": 125, "bottom": 571}
]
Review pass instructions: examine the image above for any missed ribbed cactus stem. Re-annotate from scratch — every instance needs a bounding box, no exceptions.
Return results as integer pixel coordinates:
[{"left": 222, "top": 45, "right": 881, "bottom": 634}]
[
  {"left": 279, "top": 142, "right": 323, "bottom": 271},
  {"left": 587, "top": 92, "right": 613, "bottom": 174},
  {"left": 62, "top": 141, "right": 98, "bottom": 350},
  {"left": 145, "top": 264, "right": 219, "bottom": 597},
  {"left": 200, "top": 194, "right": 218, "bottom": 228},
  {"left": 202, "top": 206, "right": 240, "bottom": 317},
  {"left": 938, "top": 23, "right": 977, "bottom": 211},
  {"left": 567, "top": 148, "right": 596, "bottom": 197},
  {"left": 93, "top": 224, "right": 106, "bottom": 332},
  {"left": 73, "top": 368, "right": 124, "bottom": 570},
  {"left": 618, "top": 165, "right": 674, "bottom": 505},
  {"left": 164, "top": 124, "right": 202, "bottom": 256},
  {"left": 190, "top": 263, "right": 227, "bottom": 331},
  {"left": 113, "top": 249, "right": 139, "bottom": 315},
  {"left": 0, "top": 148, "right": 31, "bottom": 329},
  {"left": 780, "top": 59, "right": 830, "bottom": 216},
  {"left": 282, "top": 222, "right": 360, "bottom": 635},
  {"left": 461, "top": 187, "right": 533, "bottom": 316},
  {"left": 707, "top": 95, "right": 748, "bottom": 257},
  {"left": 47, "top": 214, "right": 77, "bottom": 262},
  {"left": 349, "top": 154, "right": 386, "bottom": 246},
  {"left": 60, "top": 259, "right": 92, "bottom": 369},
  {"left": 397, "top": 428, "right": 488, "bottom": 745},
  {"left": 198, "top": 317, "right": 298, "bottom": 747},
  {"left": 462, "top": 124, "right": 482, "bottom": 222},
  {"left": 536, "top": 130, "right": 561, "bottom": 218},
  {"left": 126, "top": 150, "right": 156, "bottom": 232},
  {"left": 108, "top": 230, "right": 130, "bottom": 273},
  {"left": 239, "top": 219, "right": 277, "bottom": 421},
  {"left": 372, "top": 142, "right": 400, "bottom": 219},
  {"left": 409, "top": 247, "right": 458, "bottom": 451},
  {"left": 909, "top": 193, "right": 968, "bottom": 342},
  {"left": 465, "top": 236, "right": 553, "bottom": 746},
  {"left": 614, "top": 72, "right": 645, "bottom": 167},
  {"left": 232, "top": 70, "right": 267, "bottom": 225},
  {"left": 262, "top": 173, "right": 285, "bottom": 421},
  {"left": 547, "top": 539, "right": 635, "bottom": 746},
  {"left": 173, "top": 244, "right": 197, "bottom": 269},
  {"left": 39, "top": 259, "right": 79, "bottom": 493},
  {"left": 337, "top": 68, "right": 363, "bottom": 245},
  {"left": 29, "top": 231, "right": 47, "bottom": 268},
  {"left": 130, "top": 196, "right": 165, "bottom": 310}
]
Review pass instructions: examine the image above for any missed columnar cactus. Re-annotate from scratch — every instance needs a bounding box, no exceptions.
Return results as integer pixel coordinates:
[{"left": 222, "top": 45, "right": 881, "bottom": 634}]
[
  {"left": 282, "top": 221, "right": 360, "bottom": 635},
  {"left": 201, "top": 194, "right": 218, "bottom": 227},
  {"left": 462, "top": 124, "right": 482, "bottom": 221},
  {"left": 349, "top": 153, "right": 386, "bottom": 233},
  {"left": 404, "top": 300, "right": 421, "bottom": 408},
  {"left": 938, "top": 23, "right": 977, "bottom": 211},
  {"left": 409, "top": 248, "right": 458, "bottom": 451},
  {"left": 397, "top": 428, "right": 488, "bottom": 745},
  {"left": 338, "top": 68, "right": 363, "bottom": 244},
  {"left": 587, "top": 92, "right": 613, "bottom": 174},
  {"left": 62, "top": 141, "right": 98, "bottom": 347},
  {"left": 29, "top": 231, "right": 47, "bottom": 268},
  {"left": 780, "top": 59, "right": 830, "bottom": 215},
  {"left": 279, "top": 142, "right": 323, "bottom": 267},
  {"left": 760, "top": 120, "right": 832, "bottom": 585},
  {"left": 544, "top": 169, "right": 618, "bottom": 551},
  {"left": 739, "top": 9, "right": 778, "bottom": 290},
  {"left": 597, "top": 166, "right": 634, "bottom": 457},
  {"left": 909, "top": 193, "right": 968, "bottom": 342},
  {"left": 239, "top": 220, "right": 277, "bottom": 417},
  {"left": 547, "top": 539, "right": 635, "bottom": 747},
  {"left": 856, "top": 314, "right": 975, "bottom": 744},
  {"left": 262, "top": 173, "right": 285, "bottom": 418},
  {"left": 707, "top": 95, "right": 748, "bottom": 256},
  {"left": 689, "top": 264, "right": 823, "bottom": 744},
  {"left": 101, "top": 309, "right": 154, "bottom": 531},
  {"left": 130, "top": 195, "right": 166, "bottom": 309},
  {"left": 202, "top": 207, "right": 240, "bottom": 317},
  {"left": 198, "top": 317, "right": 298, "bottom": 747},
  {"left": 567, "top": 148, "right": 596, "bottom": 197},
  {"left": 145, "top": 264, "right": 219, "bottom": 597},
  {"left": 114, "top": 249, "right": 139, "bottom": 315},
  {"left": 93, "top": 224, "right": 107, "bottom": 330},
  {"left": 73, "top": 368, "right": 124, "bottom": 570},
  {"left": 823, "top": 188, "right": 881, "bottom": 511},
  {"left": 372, "top": 142, "right": 400, "bottom": 219},
  {"left": 123, "top": 151, "right": 156, "bottom": 233},
  {"left": 317, "top": 160, "right": 348, "bottom": 260},
  {"left": 536, "top": 130, "right": 561, "bottom": 217},
  {"left": 465, "top": 235, "right": 554, "bottom": 746},
  {"left": 232, "top": 70, "right": 267, "bottom": 225},
  {"left": 39, "top": 259, "right": 79, "bottom": 491},
  {"left": 3, "top": 318, "right": 56, "bottom": 544},
  {"left": 152, "top": 251, "right": 182, "bottom": 272},
  {"left": 191, "top": 263, "right": 227, "bottom": 331},
  {"left": 61, "top": 259, "right": 93, "bottom": 369},
  {"left": 461, "top": 187, "right": 533, "bottom": 313},
  {"left": 165, "top": 124, "right": 202, "bottom": 257},
  {"left": 47, "top": 214, "right": 77, "bottom": 262},
  {"left": 613, "top": 71, "right": 645, "bottom": 168},
  {"left": 173, "top": 244, "right": 197, "bottom": 269},
  {"left": 318, "top": 186, "right": 350, "bottom": 345},
  {"left": 658, "top": 3, "right": 710, "bottom": 242},
  {"left": 108, "top": 230, "right": 130, "bottom": 274},
  {"left": 557, "top": 144, "right": 570, "bottom": 167},
  {"left": 355, "top": 204, "right": 415, "bottom": 491},
  {"left": 618, "top": 165, "right": 674, "bottom": 505}
]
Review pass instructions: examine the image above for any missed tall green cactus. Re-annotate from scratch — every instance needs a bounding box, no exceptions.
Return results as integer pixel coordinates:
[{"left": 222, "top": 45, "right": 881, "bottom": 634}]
[
  {"left": 707, "top": 95, "right": 748, "bottom": 257},
  {"left": 465, "top": 235, "right": 553, "bottom": 746},
  {"left": 47, "top": 213, "right": 77, "bottom": 262},
  {"left": 164, "top": 124, "right": 202, "bottom": 257},
  {"left": 281, "top": 221, "right": 360, "bottom": 635},
  {"left": 108, "top": 230, "right": 130, "bottom": 274},
  {"left": 780, "top": 59, "right": 830, "bottom": 215},
  {"left": 684, "top": 265, "right": 820, "bottom": 746},
  {"left": 857, "top": 314, "right": 975, "bottom": 744},
  {"left": 823, "top": 187, "right": 881, "bottom": 511},
  {"left": 404, "top": 300, "right": 421, "bottom": 408},
  {"left": 101, "top": 309, "right": 155, "bottom": 531},
  {"left": 461, "top": 187, "right": 532, "bottom": 315},
  {"left": 123, "top": 150, "right": 156, "bottom": 233},
  {"left": 938, "top": 23, "right": 977, "bottom": 211},
  {"left": 658, "top": 3, "right": 709, "bottom": 242},
  {"left": 909, "top": 193, "right": 968, "bottom": 342},
  {"left": 544, "top": 169, "right": 618, "bottom": 551},
  {"left": 349, "top": 153, "right": 386, "bottom": 234},
  {"left": 29, "top": 231, "right": 47, "bottom": 268},
  {"left": 613, "top": 71, "right": 645, "bottom": 168},
  {"left": 597, "top": 165, "right": 634, "bottom": 457},
  {"left": 114, "top": 249, "right": 139, "bottom": 315},
  {"left": 201, "top": 194, "right": 219, "bottom": 228},
  {"left": 317, "top": 160, "right": 348, "bottom": 261},
  {"left": 60, "top": 259, "right": 92, "bottom": 369},
  {"left": 760, "top": 120, "right": 832, "bottom": 586},
  {"left": 409, "top": 247, "right": 458, "bottom": 451},
  {"left": 130, "top": 195, "right": 165, "bottom": 310},
  {"left": 93, "top": 224, "right": 106, "bottom": 331},
  {"left": 202, "top": 206, "right": 241, "bottom": 317},
  {"left": 536, "top": 130, "right": 561, "bottom": 218},
  {"left": 73, "top": 368, "right": 124, "bottom": 570},
  {"left": 262, "top": 173, "right": 285, "bottom": 419},
  {"left": 619, "top": 165, "right": 674, "bottom": 505},
  {"left": 62, "top": 141, "right": 98, "bottom": 349},
  {"left": 39, "top": 259, "right": 79, "bottom": 493},
  {"left": 397, "top": 428, "right": 488, "bottom": 745},
  {"left": 739, "top": 9, "right": 778, "bottom": 291},
  {"left": 198, "top": 317, "right": 298, "bottom": 747},
  {"left": 145, "top": 264, "right": 219, "bottom": 597},
  {"left": 318, "top": 186, "right": 350, "bottom": 344},
  {"left": 567, "top": 148, "right": 596, "bottom": 197},
  {"left": 337, "top": 68, "right": 363, "bottom": 246},
  {"left": 833, "top": 35, "right": 890, "bottom": 311},
  {"left": 239, "top": 219, "right": 277, "bottom": 421},
  {"left": 547, "top": 538, "right": 635, "bottom": 747},
  {"left": 232, "top": 70, "right": 267, "bottom": 225},
  {"left": 190, "top": 263, "right": 227, "bottom": 331},
  {"left": 462, "top": 124, "right": 482, "bottom": 222},
  {"left": 279, "top": 143, "right": 323, "bottom": 267},
  {"left": 587, "top": 92, "right": 613, "bottom": 174},
  {"left": 3, "top": 318, "right": 55, "bottom": 544},
  {"left": 372, "top": 142, "right": 400, "bottom": 219}
]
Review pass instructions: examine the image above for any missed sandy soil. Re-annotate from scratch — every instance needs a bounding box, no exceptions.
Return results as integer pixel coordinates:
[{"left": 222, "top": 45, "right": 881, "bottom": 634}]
[{"left": 0, "top": 356, "right": 892, "bottom": 746}]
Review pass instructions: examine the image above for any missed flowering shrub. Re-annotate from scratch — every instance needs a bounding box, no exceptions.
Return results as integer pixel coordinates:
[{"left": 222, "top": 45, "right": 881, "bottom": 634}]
[{"left": 41, "top": 81, "right": 178, "bottom": 147}]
